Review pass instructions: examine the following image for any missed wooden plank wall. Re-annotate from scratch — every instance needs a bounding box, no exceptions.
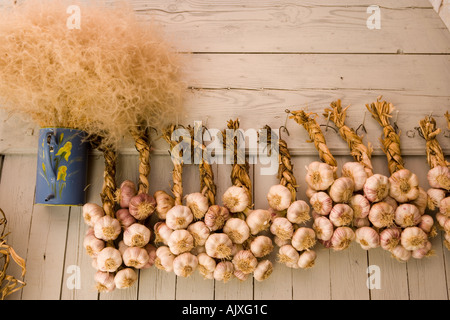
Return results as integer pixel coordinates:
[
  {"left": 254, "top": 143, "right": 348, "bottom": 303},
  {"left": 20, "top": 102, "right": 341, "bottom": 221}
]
[{"left": 0, "top": 0, "right": 449, "bottom": 300}]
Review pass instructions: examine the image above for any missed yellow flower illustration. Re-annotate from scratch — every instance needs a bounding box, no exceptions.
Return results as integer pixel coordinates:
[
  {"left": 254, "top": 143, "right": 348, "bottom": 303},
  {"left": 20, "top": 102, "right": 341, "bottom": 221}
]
[
  {"left": 42, "top": 162, "right": 46, "bottom": 174},
  {"left": 56, "top": 141, "right": 72, "bottom": 161},
  {"left": 57, "top": 166, "right": 67, "bottom": 181}
]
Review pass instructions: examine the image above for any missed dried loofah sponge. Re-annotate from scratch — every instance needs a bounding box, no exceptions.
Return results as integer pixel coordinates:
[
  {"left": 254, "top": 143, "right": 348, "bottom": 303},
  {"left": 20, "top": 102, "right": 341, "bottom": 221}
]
[{"left": 0, "top": 0, "right": 186, "bottom": 149}]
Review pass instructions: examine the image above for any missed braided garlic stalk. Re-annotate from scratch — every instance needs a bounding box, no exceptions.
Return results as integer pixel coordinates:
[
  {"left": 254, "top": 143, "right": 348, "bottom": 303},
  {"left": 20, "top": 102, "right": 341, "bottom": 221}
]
[{"left": 290, "top": 110, "right": 356, "bottom": 251}]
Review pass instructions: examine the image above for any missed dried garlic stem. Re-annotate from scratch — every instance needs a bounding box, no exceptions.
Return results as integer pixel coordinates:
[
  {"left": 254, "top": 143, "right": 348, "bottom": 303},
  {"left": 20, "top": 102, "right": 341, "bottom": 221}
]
[
  {"left": 366, "top": 97, "right": 404, "bottom": 175},
  {"left": 290, "top": 110, "right": 337, "bottom": 168},
  {"left": 163, "top": 125, "right": 184, "bottom": 205},
  {"left": 418, "top": 116, "right": 449, "bottom": 169},
  {"left": 325, "top": 100, "right": 374, "bottom": 176},
  {"left": 130, "top": 126, "right": 151, "bottom": 195}
]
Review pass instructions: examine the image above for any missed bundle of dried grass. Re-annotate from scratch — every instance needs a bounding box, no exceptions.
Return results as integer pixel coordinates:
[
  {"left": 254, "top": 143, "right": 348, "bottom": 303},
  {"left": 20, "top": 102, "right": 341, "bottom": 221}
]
[{"left": 0, "top": 0, "right": 185, "bottom": 149}]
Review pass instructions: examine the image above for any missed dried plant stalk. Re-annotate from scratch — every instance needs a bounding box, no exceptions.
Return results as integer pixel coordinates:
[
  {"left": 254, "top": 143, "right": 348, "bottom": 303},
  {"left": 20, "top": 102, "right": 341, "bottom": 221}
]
[
  {"left": 262, "top": 125, "right": 297, "bottom": 202},
  {"left": 189, "top": 126, "right": 216, "bottom": 206},
  {"left": 289, "top": 110, "right": 337, "bottom": 167},
  {"left": 366, "top": 97, "right": 404, "bottom": 175},
  {"left": 222, "top": 119, "right": 252, "bottom": 207},
  {"left": 325, "top": 100, "right": 374, "bottom": 176},
  {"left": 130, "top": 127, "right": 152, "bottom": 195},
  {"left": 446, "top": 111, "right": 450, "bottom": 130},
  {"left": 418, "top": 116, "right": 449, "bottom": 169},
  {"left": 0, "top": 209, "right": 26, "bottom": 300},
  {"left": 163, "top": 125, "right": 184, "bottom": 205}
]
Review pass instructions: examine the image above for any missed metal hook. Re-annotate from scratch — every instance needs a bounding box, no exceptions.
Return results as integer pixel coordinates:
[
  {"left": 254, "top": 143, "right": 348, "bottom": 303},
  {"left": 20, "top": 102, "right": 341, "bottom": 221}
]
[
  {"left": 355, "top": 111, "right": 367, "bottom": 136},
  {"left": 320, "top": 111, "right": 338, "bottom": 134},
  {"left": 393, "top": 110, "right": 399, "bottom": 134},
  {"left": 406, "top": 129, "right": 416, "bottom": 138},
  {"left": 414, "top": 126, "right": 425, "bottom": 140}
]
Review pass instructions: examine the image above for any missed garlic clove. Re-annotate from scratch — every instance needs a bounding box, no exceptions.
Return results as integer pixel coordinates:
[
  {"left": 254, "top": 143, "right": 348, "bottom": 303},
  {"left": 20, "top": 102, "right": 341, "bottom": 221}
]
[
  {"left": 277, "top": 244, "right": 300, "bottom": 268},
  {"left": 197, "top": 252, "right": 216, "bottom": 279},
  {"left": 329, "top": 203, "right": 354, "bottom": 227},
  {"left": 400, "top": 227, "right": 428, "bottom": 251},
  {"left": 270, "top": 217, "right": 294, "bottom": 240},
  {"left": 291, "top": 227, "right": 316, "bottom": 252},
  {"left": 329, "top": 177, "right": 355, "bottom": 204},
  {"left": 249, "top": 235, "right": 273, "bottom": 258},
  {"left": 234, "top": 269, "right": 250, "bottom": 282},
  {"left": 83, "top": 234, "right": 105, "bottom": 257},
  {"left": 128, "top": 193, "right": 156, "bottom": 220},
  {"left": 267, "top": 184, "right": 292, "bottom": 211},
  {"left": 391, "top": 245, "right": 412, "bottom": 262},
  {"left": 297, "top": 250, "right": 317, "bottom": 269},
  {"left": 153, "top": 221, "right": 173, "bottom": 245},
  {"left": 173, "top": 252, "right": 198, "bottom": 278},
  {"left": 142, "top": 244, "right": 157, "bottom": 269},
  {"left": 305, "top": 161, "right": 335, "bottom": 191},
  {"left": 253, "top": 260, "right": 273, "bottom": 281},
  {"left": 83, "top": 203, "right": 105, "bottom": 227},
  {"left": 204, "top": 205, "right": 230, "bottom": 231},
  {"left": 118, "top": 180, "right": 137, "bottom": 209},
  {"left": 440, "top": 197, "right": 450, "bottom": 217},
  {"left": 349, "top": 194, "right": 370, "bottom": 219},
  {"left": 330, "top": 227, "right": 355, "bottom": 251},
  {"left": 187, "top": 221, "right": 211, "bottom": 247},
  {"left": 97, "top": 247, "right": 122, "bottom": 272},
  {"left": 246, "top": 209, "right": 272, "bottom": 235},
  {"left": 417, "top": 214, "right": 435, "bottom": 234},
  {"left": 205, "top": 233, "right": 233, "bottom": 259},
  {"left": 223, "top": 218, "right": 250, "bottom": 245},
  {"left": 312, "top": 216, "right": 334, "bottom": 241},
  {"left": 395, "top": 204, "right": 421, "bottom": 228},
  {"left": 309, "top": 192, "right": 333, "bottom": 216},
  {"left": 154, "top": 190, "right": 175, "bottom": 220},
  {"left": 154, "top": 246, "right": 175, "bottom": 272},
  {"left": 427, "top": 166, "right": 450, "bottom": 191},
  {"left": 185, "top": 192, "right": 210, "bottom": 220},
  {"left": 232, "top": 250, "right": 258, "bottom": 274},
  {"left": 214, "top": 261, "right": 234, "bottom": 283},
  {"left": 368, "top": 202, "right": 395, "bottom": 228},
  {"left": 114, "top": 268, "right": 138, "bottom": 289},
  {"left": 341, "top": 162, "right": 367, "bottom": 191},
  {"left": 427, "top": 188, "right": 446, "bottom": 211},
  {"left": 115, "top": 208, "right": 137, "bottom": 229},
  {"left": 286, "top": 200, "right": 311, "bottom": 225},
  {"left": 123, "top": 223, "right": 151, "bottom": 247},
  {"left": 355, "top": 226, "right": 380, "bottom": 250},
  {"left": 168, "top": 229, "right": 194, "bottom": 255},
  {"left": 411, "top": 187, "right": 427, "bottom": 215},
  {"left": 411, "top": 241, "right": 434, "bottom": 259},
  {"left": 435, "top": 212, "right": 448, "bottom": 228},
  {"left": 122, "top": 246, "right": 150, "bottom": 269},
  {"left": 389, "top": 169, "right": 420, "bottom": 203},
  {"left": 364, "top": 174, "right": 390, "bottom": 203},
  {"left": 94, "top": 271, "right": 116, "bottom": 292},
  {"left": 166, "top": 205, "right": 194, "bottom": 230},
  {"left": 222, "top": 186, "right": 250, "bottom": 213},
  {"left": 379, "top": 227, "right": 402, "bottom": 251}
]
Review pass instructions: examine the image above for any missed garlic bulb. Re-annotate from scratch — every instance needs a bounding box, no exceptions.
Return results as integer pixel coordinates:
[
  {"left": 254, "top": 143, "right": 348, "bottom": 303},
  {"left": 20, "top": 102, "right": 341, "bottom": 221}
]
[
  {"left": 427, "top": 188, "right": 446, "bottom": 211},
  {"left": 246, "top": 209, "right": 271, "bottom": 235},
  {"left": 154, "top": 190, "right": 175, "bottom": 220},
  {"left": 412, "top": 187, "right": 427, "bottom": 215},
  {"left": 83, "top": 203, "right": 105, "bottom": 227},
  {"left": 330, "top": 227, "right": 355, "bottom": 251},
  {"left": 142, "top": 244, "right": 157, "bottom": 269},
  {"left": 153, "top": 222, "right": 173, "bottom": 245},
  {"left": 222, "top": 186, "right": 250, "bottom": 213},
  {"left": 187, "top": 221, "right": 211, "bottom": 247},
  {"left": 291, "top": 227, "right": 316, "bottom": 252},
  {"left": 418, "top": 215, "right": 435, "bottom": 234},
  {"left": 166, "top": 205, "right": 194, "bottom": 230},
  {"left": 443, "top": 218, "right": 450, "bottom": 234},
  {"left": 349, "top": 194, "right": 370, "bottom": 219},
  {"left": 342, "top": 162, "right": 367, "bottom": 191},
  {"left": 353, "top": 217, "right": 370, "bottom": 228},
  {"left": 214, "top": 261, "right": 234, "bottom": 283},
  {"left": 185, "top": 192, "right": 210, "bottom": 220},
  {"left": 286, "top": 200, "right": 311, "bottom": 225},
  {"left": 234, "top": 269, "right": 250, "bottom": 282},
  {"left": 253, "top": 260, "right": 273, "bottom": 282},
  {"left": 250, "top": 235, "right": 273, "bottom": 258},
  {"left": 267, "top": 184, "right": 292, "bottom": 211},
  {"left": 309, "top": 192, "right": 333, "bottom": 216},
  {"left": 118, "top": 180, "right": 137, "bottom": 209},
  {"left": 94, "top": 271, "right": 115, "bottom": 292},
  {"left": 312, "top": 216, "right": 334, "bottom": 241},
  {"left": 436, "top": 213, "right": 447, "bottom": 228},
  {"left": 122, "top": 246, "right": 150, "bottom": 269},
  {"left": 379, "top": 227, "right": 401, "bottom": 251},
  {"left": 128, "top": 193, "right": 156, "bottom": 220},
  {"left": 270, "top": 217, "right": 294, "bottom": 240},
  {"left": 389, "top": 169, "right": 420, "bottom": 203},
  {"left": 154, "top": 246, "right": 175, "bottom": 272},
  {"left": 395, "top": 204, "right": 421, "bottom": 228},
  {"left": 115, "top": 208, "right": 137, "bottom": 229},
  {"left": 364, "top": 174, "right": 390, "bottom": 203},
  {"left": 440, "top": 197, "right": 450, "bottom": 216},
  {"left": 329, "top": 177, "right": 355, "bottom": 204},
  {"left": 427, "top": 165, "right": 450, "bottom": 190},
  {"left": 411, "top": 241, "right": 433, "bottom": 259},
  {"left": 118, "top": 240, "right": 129, "bottom": 256},
  {"left": 232, "top": 250, "right": 258, "bottom": 274},
  {"left": 368, "top": 202, "right": 395, "bottom": 228},
  {"left": 305, "top": 161, "right": 335, "bottom": 191},
  {"left": 93, "top": 215, "right": 121, "bottom": 241},
  {"left": 329, "top": 204, "right": 354, "bottom": 227},
  {"left": 83, "top": 234, "right": 105, "bottom": 257},
  {"left": 191, "top": 245, "right": 206, "bottom": 255},
  {"left": 114, "top": 268, "right": 138, "bottom": 289},
  {"left": 197, "top": 253, "right": 216, "bottom": 279},
  {"left": 297, "top": 250, "right": 316, "bottom": 269},
  {"left": 205, "top": 233, "right": 233, "bottom": 259},
  {"left": 274, "top": 236, "right": 290, "bottom": 247},
  {"left": 97, "top": 247, "right": 122, "bottom": 272},
  {"left": 168, "top": 229, "right": 194, "bottom": 255},
  {"left": 123, "top": 223, "right": 151, "bottom": 247},
  {"left": 173, "top": 252, "right": 198, "bottom": 278},
  {"left": 306, "top": 187, "right": 318, "bottom": 199},
  {"left": 277, "top": 244, "right": 299, "bottom": 268},
  {"left": 391, "top": 245, "right": 411, "bottom": 262},
  {"left": 223, "top": 218, "right": 250, "bottom": 244},
  {"left": 383, "top": 195, "right": 398, "bottom": 212},
  {"left": 400, "top": 227, "right": 428, "bottom": 251},
  {"left": 204, "top": 205, "right": 230, "bottom": 231},
  {"left": 355, "top": 226, "right": 380, "bottom": 250}
]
